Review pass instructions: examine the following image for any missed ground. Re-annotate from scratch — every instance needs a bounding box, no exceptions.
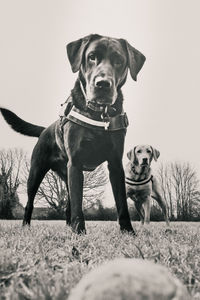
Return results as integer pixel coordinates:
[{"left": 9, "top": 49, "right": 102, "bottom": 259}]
[{"left": 0, "top": 220, "right": 199, "bottom": 299}]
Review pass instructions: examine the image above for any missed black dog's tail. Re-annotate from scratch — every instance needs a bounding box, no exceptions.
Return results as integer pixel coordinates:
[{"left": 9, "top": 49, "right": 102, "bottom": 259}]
[{"left": 0, "top": 108, "right": 45, "bottom": 137}]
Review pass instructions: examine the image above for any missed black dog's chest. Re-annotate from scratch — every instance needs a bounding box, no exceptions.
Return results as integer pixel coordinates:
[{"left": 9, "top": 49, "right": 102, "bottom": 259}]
[
  {"left": 65, "top": 122, "right": 113, "bottom": 170},
  {"left": 79, "top": 134, "right": 109, "bottom": 170}
]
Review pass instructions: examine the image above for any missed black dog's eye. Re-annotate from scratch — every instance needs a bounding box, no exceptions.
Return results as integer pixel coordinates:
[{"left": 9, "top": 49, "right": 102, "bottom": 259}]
[
  {"left": 113, "top": 55, "right": 124, "bottom": 67},
  {"left": 137, "top": 150, "right": 142, "bottom": 154},
  {"left": 114, "top": 59, "right": 123, "bottom": 67},
  {"left": 147, "top": 149, "right": 151, "bottom": 153},
  {"left": 88, "top": 52, "right": 96, "bottom": 61}
]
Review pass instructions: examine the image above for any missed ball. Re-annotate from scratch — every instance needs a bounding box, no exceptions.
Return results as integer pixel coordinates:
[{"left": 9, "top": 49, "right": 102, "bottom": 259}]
[{"left": 68, "top": 258, "right": 190, "bottom": 300}]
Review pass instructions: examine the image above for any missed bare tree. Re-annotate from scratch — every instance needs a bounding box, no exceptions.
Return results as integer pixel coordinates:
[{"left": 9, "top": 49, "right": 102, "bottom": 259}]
[
  {"left": 0, "top": 148, "right": 25, "bottom": 218},
  {"left": 156, "top": 162, "right": 175, "bottom": 219},
  {"left": 171, "top": 162, "right": 199, "bottom": 220},
  {"left": 83, "top": 165, "right": 108, "bottom": 209},
  {"left": 22, "top": 159, "right": 68, "bottom": 215},
  {"left": 36, "top": 170, "right": 68, "bottom": 215},
  {"left": 157, "top": 161, "right": 200, "bottom": 220},
  {"left": 23, "top": 159, "right": 108, "bottom": 215}
]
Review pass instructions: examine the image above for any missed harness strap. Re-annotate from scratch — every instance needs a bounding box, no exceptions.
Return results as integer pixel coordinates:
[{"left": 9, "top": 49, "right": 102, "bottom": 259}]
[
  {"left": 66, "top": 106, "right": 128, "bottom": 131},
  {"left": 125, "top": 175, "right": 153, "bottom": 186},
  {"left": 69, "top": 109, "right": 107, "bottom": 128},
  {"left": 79, "top": 80, "right": 88, "bottom": 102}
]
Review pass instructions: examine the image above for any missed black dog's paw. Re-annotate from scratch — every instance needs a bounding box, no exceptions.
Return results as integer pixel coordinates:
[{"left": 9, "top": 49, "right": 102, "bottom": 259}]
[
  {"left": 71, "top": 219, "right": 86, "bottom": 235},
  {"left": 120, "top": 224, "right": 136, "bottom": 236},
  {"left": 165, "top": 228, "right": 173, "bottom": 235},
  {"left": 72, "top": 246, "right": 80, "bottom": 259}
]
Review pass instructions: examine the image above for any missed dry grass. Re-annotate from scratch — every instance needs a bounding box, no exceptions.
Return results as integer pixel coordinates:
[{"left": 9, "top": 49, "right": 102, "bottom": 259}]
[{"left": 0, "top": 220, "right": 200, "bottom": 299}]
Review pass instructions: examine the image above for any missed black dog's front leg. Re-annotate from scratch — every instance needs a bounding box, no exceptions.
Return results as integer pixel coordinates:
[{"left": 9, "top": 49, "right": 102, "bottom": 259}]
[
  {"left": 67, "top": 163, "right": 86, "bottom": 234},
  {"left": 108, "top": 160, "right": 135, "bottom": 234}
]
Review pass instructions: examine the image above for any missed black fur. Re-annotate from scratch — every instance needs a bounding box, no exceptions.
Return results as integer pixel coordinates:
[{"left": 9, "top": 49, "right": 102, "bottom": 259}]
[{"left": 0, "top": 108, "right": 45, "bottom": 137}]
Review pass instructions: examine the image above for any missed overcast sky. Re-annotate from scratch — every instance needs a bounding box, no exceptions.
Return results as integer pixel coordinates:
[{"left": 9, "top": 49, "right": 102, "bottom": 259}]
[{"left": 0, "top": 0, "right": 200, "bottom": 205}]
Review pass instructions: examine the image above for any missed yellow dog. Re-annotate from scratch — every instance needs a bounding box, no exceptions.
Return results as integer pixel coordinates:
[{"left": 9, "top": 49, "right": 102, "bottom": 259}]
[{"left": 125, "top": 145, "right": 169, "bottom": 225}]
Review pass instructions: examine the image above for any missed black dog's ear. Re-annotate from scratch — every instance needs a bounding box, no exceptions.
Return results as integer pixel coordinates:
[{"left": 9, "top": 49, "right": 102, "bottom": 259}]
[
  {"left": 67, "top": 36, "right": 91, "bottom": 73},
  {"left": 151, "top": 147, "right": 160, "bottom": 161},
  {"left": 122, "top": 40, "right": 146, "bottom": 81},
  {"left": 127, "top": 147, "right": 137, "bottom": 164},
  {"left": 67, "top": 34, "right": 101, "bottom": 73}
]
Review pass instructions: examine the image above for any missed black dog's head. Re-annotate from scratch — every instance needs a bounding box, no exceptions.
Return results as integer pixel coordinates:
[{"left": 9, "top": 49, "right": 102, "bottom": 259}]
[{"left": 67, "top": 34, "right": 146, "bottom": 106}]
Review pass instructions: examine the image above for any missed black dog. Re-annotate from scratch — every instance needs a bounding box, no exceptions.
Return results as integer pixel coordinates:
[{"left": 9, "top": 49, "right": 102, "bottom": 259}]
[{"left": 0, "top": 34, "right": 145, "bottom": 233}]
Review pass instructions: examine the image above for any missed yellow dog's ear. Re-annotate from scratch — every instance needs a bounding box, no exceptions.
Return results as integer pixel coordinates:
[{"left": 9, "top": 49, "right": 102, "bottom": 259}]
[
  {"left": 127, "top": 147, "right": 138, "bottom": 164},
  {"left": 127, "top": 149, "right": 133, "bottom": 160},
  {"left": 151, "top": 147, "right": 160, "bottom": 161},
  {"left": 122, "top": 40, "right": 146, "bottom": 81},
  {"left": 67, "top": 34, "right": 101, "bottom": 73}
]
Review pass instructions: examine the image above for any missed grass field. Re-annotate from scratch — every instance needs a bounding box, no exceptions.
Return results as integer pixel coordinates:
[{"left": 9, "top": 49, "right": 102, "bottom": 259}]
[{"left": 0, "top": 220, "right": 200, "bottom": 299}]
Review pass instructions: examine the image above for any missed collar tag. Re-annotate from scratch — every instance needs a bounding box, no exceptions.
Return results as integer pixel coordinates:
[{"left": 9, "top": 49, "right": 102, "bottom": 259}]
[{"left": 104, "top": 122, "right": 110, "bottom": 130}]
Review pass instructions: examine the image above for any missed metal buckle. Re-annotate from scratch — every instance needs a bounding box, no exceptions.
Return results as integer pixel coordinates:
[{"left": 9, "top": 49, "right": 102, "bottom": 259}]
[{"left": 101, "top": 106, "right": 110, "bottom": 130}]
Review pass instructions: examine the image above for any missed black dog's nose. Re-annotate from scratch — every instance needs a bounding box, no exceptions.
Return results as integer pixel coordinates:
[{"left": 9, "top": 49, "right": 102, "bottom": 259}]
[{"left": 95, "top": 79, "right": 111, "bottom": 89}]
